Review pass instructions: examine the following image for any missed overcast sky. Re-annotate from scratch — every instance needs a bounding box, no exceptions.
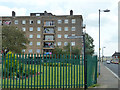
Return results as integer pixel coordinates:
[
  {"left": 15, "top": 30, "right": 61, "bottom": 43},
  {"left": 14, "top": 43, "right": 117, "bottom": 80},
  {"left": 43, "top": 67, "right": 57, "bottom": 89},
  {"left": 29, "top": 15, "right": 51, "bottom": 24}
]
[{"left": 0, "top": 0, "right": 119, "bottom": 56}]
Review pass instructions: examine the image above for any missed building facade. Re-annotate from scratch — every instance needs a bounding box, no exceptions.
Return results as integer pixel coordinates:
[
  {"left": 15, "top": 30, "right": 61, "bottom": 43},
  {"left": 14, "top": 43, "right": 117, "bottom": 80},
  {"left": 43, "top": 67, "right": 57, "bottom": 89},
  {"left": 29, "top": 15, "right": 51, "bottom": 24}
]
[{"left": 0, "top": 10, "right": 83, "bottom": 54}]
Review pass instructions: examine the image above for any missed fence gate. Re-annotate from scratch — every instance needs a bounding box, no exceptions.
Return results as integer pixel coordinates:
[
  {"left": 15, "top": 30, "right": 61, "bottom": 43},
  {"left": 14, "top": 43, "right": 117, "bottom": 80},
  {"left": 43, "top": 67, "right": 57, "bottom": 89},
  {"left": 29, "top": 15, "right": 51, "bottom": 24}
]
[{"left": 1, "top": 54, "right": 85, "bottom": 89}]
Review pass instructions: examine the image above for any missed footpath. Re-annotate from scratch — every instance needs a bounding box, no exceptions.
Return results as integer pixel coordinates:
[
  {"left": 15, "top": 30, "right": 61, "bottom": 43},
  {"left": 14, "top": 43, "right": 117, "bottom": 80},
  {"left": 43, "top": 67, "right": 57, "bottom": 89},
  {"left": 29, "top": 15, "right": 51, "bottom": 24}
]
[{"left": 94, "top": 62, "right": 119, "bottom": 89}]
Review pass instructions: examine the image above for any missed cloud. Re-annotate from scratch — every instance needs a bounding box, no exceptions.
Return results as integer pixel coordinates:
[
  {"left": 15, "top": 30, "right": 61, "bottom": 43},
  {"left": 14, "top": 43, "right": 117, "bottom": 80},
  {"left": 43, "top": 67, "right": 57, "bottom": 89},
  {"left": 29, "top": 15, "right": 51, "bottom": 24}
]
[
  {"left": 85, "top": 2, "right": 118, "bottom": 56},
  {"left": 0, "top": 6, "right": 26, "bottom": 16},
  {"left": 0, "top": 0, "right": 118, "bottom": 56}
]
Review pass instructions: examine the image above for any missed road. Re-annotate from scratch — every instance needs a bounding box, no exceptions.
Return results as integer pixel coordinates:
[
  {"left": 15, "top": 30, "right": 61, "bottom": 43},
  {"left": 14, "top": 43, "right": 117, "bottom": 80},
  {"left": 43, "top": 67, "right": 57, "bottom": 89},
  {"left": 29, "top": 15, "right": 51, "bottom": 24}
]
[{"left": 103, "top": 62, "right": 119, "bottom": 78}]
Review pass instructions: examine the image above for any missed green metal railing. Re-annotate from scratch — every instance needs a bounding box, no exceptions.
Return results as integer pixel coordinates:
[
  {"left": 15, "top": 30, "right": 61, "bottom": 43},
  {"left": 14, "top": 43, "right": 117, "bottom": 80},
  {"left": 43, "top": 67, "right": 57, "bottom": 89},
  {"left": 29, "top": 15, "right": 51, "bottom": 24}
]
[
  {"left": 1, "top": 54, "right": 84, "bottom": 89},
  {"left": 87, "top": 55, "right": 98, "bottom": 87},
  {"left": 1, "top": 53, "right": 97, "bottom": 89}
]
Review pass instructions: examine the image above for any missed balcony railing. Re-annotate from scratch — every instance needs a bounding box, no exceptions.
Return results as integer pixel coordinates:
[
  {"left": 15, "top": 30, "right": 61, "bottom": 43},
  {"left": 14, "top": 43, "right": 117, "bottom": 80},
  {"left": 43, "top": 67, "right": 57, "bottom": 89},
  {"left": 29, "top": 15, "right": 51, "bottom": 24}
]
[
  {"left": 43, "top": 40, "right": 55, "bottom": 42},
  {"left": 43, "top": 35, "right": 55, "bottom": 41},
  {"left": 43, "top": 45, "right": 54, "bottom": 48},
  {"left": 43, "top": 31, "right": 55, "bottom": 34}
]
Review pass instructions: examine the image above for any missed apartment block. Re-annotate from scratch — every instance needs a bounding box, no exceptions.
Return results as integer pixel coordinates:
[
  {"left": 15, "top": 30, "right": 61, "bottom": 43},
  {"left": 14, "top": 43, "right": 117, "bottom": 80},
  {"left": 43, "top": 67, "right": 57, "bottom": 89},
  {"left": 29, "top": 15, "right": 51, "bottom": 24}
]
[{"left": 0, "top": 10, "right": 83, "bottom": 54}]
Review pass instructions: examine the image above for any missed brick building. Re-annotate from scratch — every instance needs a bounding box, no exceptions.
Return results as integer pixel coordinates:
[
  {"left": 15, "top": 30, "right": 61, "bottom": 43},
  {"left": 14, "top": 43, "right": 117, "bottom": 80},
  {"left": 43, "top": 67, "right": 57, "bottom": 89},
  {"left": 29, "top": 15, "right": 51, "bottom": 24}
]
[{"left": 0, "top": 10, "right": 83, "bottom": 54}]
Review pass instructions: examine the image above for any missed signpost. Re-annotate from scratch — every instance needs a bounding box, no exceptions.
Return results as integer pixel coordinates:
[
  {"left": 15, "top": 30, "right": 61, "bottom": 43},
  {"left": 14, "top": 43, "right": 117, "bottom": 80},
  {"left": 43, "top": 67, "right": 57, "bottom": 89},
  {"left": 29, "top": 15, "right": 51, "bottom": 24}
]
[
  {"left": 67, "top": 35, "right": 87, "bottom": 89},
  {"left": 67, "top": 36, "right": 83, "bottom": 39},
  {"left": 67, "top": 35, "right": 83, "bottom": 58}
]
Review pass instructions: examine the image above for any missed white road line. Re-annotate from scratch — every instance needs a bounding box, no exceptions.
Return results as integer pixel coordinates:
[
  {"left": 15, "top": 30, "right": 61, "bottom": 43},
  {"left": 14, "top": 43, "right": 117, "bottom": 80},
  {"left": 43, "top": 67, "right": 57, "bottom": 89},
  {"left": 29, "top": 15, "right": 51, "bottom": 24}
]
[{"left": 104, "top": 66, "right": 120, "bottom": 80}]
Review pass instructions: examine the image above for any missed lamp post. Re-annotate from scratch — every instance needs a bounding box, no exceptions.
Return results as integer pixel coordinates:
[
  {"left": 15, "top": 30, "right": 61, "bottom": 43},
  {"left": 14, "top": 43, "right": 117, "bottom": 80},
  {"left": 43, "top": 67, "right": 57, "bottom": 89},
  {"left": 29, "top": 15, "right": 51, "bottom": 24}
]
[
  {"left": 102, "top": 47, "right": 106, "bottom": 62},
  {"left": 99, "top": 9, "right": 110, "bottom": 75}
]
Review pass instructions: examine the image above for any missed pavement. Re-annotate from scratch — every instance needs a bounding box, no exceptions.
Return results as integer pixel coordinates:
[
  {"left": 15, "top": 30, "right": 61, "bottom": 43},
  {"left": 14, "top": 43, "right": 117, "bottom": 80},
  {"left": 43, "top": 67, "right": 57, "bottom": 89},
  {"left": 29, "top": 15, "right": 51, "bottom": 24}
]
[{"left": 94, "top": 62, "right": 119, "bottom": 89}]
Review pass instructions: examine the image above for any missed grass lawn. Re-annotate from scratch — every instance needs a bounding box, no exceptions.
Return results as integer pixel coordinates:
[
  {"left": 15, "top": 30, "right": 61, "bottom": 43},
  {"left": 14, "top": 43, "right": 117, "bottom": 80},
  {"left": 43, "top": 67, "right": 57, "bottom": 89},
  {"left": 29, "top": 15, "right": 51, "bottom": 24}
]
[{"left": 1, "top": 63, "right": 84, "bottom": 88}]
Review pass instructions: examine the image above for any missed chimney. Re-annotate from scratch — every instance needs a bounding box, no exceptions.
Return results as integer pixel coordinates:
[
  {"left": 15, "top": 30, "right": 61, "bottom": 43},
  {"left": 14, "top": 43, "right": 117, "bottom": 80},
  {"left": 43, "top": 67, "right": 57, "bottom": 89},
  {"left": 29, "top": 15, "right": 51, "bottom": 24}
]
[
  {"left": 44, "top": 11, "right": 47, "bottom": 16},
  {"left": 70, "top": 10, "right": 73, "bottom": 15},
  {"left": 12, "top": 11, "right": 15, "bottom": 17}
]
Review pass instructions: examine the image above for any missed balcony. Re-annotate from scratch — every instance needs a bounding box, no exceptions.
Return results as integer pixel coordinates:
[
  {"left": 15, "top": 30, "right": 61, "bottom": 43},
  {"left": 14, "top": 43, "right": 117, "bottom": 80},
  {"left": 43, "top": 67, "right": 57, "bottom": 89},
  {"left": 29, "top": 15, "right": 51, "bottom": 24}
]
[
  {"left": 44, "top": 21, "right": 55, "bottom": 27},
  {"left": 43, "top": 42, "right": 54, "bottom": 49},
  {"left": 43, "top": 28, "right": 55, "bottom": 35},
  {"left": 1, "top": 20, "right": 11, "bottom": 26},
  {"left": 43, "top": 49, "right": 53, "bottom": 55},
  {"left": 43, "top": 35, "right": 55, "bottom": 42},
  {"left": 43, "top": 47, "right": 54, "bottom": 49},
  {"left": 43, "top": 40, "right": 55, "bottom": 42}
]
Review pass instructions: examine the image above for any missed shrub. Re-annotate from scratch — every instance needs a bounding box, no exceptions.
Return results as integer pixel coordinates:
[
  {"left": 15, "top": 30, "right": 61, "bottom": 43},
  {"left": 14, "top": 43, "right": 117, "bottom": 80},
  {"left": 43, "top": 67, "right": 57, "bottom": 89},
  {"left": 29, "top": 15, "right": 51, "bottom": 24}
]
[{"left": 3, "top": 52, "right": 35, "bottom": 78}]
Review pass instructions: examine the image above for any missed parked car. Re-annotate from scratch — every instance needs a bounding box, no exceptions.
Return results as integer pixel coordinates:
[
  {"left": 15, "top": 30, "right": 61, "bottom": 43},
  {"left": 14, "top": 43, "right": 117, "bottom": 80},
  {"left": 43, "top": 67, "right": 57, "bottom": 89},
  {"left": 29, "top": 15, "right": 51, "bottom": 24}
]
[
  {"left": 111, "top": 60, "right": 119, "bottom": 64},
  {"left": 106, "top": 60, "right": 110, "bottom": 64},
  {"left": 113, "top": 61, "right": 119, "bottom": 64}
]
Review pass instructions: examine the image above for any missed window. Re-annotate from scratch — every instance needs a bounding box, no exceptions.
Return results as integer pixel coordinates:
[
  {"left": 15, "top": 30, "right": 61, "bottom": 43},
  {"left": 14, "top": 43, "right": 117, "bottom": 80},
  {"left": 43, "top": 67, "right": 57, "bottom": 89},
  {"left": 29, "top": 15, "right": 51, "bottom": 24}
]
[
  {"left": 36, "top": 49, "right": 40, "bottom": 53},
  {"left": 37, "top": 20, "right": 41, "bottom": 24},
  {"left": 37, "top": 34, "right": 41, "bottom": 38},
  {"left": 57, "top": 42, "right": 61, "bottom": 46},
  {"left": 29, "top": 34, "right": 33, "bottom": 38},
  {"left": 37, "top": 42, "right": 41, "bottom": 46},
  {"left": 72, "top": 34, "right": 75, "bottom": 36},
  {"left": 58, "top": 27, "right": 62, "bottom": 31},
  {"left": 64, "top": 42, "right": 68, "bottom": 46},
  {"left": 64, "top": 19, "right": 68, "bottom": 23},
  {"left": 22, "top": 20, "right": 26, "bottom": 24},
  {"left": 22, "top": 49, "right": 25, "bottom": 53},
  {"left": 30, "top": 20, "right": 34, "bottom": 24},
  {"left": 29, "top": 42, "right": 33, "bottom": 46},
  {"left": 64, "top": 27, "right": 68, "bottom": 31},
  {"left": 36, "top": 14, "right": 40, "bottom": 16},
  {"left": 14, "top": 20, "right": 18, "bottom": 24},
  {"left": 29, "top": 49, "right": 32, "bottom": 53},
  {"left": 29, "top": 27, "right": 33, "bottom": 31},
  {"left": 58, "top": 19, "right": 62, "bottom": 24},
  {"left": 72, "top": 19, "right": 76, "bottom": 23},
  {"left": 58, "top": 34, "right": 61, "bottom": 38},
  {"left": 64, "top": 34, "right": 68, "bottom": 38},
  {"left": 71, "top": 27, "right": 75, "bottom": 31},
  {"left": 37, "top": 27, "right": 41, "bottom": 31},
  {"left": 22, "top": 27, "right": 26, "bottom": 31},
  {"left": 71, "top": 42, "right": 75, "bottom": 46}
]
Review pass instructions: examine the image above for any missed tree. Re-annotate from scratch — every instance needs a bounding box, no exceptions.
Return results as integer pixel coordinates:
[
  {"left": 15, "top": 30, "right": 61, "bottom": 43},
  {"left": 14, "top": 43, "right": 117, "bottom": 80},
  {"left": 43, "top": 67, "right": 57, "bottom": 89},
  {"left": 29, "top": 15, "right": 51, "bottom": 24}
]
[
  {"left": 71, "top": 46, "right": 81, "bottom": 55},
  {"left": 63, "top": 43, "right": 71, "bottom": 55},
  {"left": 2, "top": 26, "right": 29, "bottom": 53},
  {"left": 52, "top": 46, "right": 63, "bottom": 55},
  {"left": 63, "top": 43, "right": 81, "bottom": 55},
  {"left": 85, "top": 33, "right": 95, "bottom": 55}
]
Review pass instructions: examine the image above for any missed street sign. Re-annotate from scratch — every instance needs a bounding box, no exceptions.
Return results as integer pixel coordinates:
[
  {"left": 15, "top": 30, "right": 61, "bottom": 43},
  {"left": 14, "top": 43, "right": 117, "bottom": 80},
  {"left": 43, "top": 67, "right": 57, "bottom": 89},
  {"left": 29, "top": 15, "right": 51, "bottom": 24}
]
[{"left": 67, "top": 36, "right": 83, "bottom": 39}]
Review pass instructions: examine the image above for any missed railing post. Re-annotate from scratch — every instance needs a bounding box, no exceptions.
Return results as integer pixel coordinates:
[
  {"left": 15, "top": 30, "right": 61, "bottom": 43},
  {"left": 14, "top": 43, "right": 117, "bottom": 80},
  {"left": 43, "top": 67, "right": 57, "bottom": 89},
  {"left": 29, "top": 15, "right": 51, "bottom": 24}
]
[
  {"left": 94, "top": 55, "right": 98, "bottom": 84},
  {"left": 83, "top": 34, "right": 87, "bottom": 90}
]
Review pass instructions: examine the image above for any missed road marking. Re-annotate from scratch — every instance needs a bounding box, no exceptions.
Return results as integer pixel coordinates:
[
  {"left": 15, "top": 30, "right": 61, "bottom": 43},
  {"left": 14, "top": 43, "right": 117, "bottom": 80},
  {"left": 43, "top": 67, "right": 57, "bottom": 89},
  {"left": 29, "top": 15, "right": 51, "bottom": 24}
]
[{"left": 105, "top": 66, "right": 120, "bottom": 80}]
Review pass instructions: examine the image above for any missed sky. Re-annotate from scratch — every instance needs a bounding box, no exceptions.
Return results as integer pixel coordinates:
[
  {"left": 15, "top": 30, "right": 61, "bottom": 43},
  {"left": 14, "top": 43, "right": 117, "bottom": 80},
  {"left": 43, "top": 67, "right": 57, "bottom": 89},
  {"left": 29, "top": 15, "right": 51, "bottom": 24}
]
[{"left": 0, "top": 0, "right": 119, "bottom": 56}]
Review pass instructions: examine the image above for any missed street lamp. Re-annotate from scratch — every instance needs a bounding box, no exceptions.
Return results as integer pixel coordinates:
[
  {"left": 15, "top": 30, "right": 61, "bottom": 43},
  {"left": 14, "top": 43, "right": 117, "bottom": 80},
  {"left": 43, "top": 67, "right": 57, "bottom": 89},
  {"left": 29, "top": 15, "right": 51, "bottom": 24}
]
[
  {"left": 99, "top": 9, "right": 110, "bottom": 75},
  {"left": 102, "top": 47, "right": 106, "bottom": 62}
]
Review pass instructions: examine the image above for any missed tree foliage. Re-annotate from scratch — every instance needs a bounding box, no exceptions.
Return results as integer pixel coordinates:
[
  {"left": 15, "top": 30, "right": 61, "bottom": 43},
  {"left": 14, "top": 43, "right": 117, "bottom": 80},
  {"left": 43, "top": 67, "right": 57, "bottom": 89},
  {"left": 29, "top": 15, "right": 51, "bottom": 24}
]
[
  {"left": 71, "top": 46, "right": 81, "bottom": 55},
  {"left": 85, "top": 33, "right": 95, "bottom": 55},
  {"left": 53, "top": 43, "right": 81, "bottom": 55},
  {"left": 52, "top": 46, "right": 63, "bottom": 55},
  {"left": 2, "top": 26, "right": 29, "bottom": 53},
  {"left": 63, "top": 43, "right": 71, "bottom": 55}
]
